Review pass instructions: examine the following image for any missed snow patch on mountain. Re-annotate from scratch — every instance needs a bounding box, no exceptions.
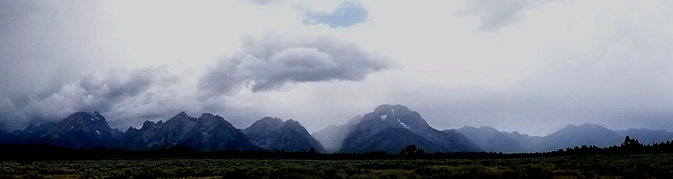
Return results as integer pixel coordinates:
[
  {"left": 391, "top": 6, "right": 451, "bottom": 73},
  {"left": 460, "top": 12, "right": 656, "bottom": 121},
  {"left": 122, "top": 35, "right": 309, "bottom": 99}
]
[
  {"left": 398, "top": 119, "right": 409, "bottom": 129},
  {"left": 380, "top": 115, "right": 387, "bottom": 120}
]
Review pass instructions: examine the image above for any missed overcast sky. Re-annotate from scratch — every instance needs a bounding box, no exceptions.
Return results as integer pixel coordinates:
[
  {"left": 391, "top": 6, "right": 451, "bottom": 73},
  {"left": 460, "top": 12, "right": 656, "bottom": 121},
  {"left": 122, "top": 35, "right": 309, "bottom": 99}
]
[{"left": 1, "top": 0, "right": 673, "bottom": 136}]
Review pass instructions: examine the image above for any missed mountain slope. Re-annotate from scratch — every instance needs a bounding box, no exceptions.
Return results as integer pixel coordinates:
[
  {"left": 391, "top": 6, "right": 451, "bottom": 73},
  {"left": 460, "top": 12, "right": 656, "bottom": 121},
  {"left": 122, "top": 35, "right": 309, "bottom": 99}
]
[
  {"left": 343, "top": 127, "right": 442, "bottom": 153},
  {"left": 243, "top": 117, "right": 324, "bottom": 152}
]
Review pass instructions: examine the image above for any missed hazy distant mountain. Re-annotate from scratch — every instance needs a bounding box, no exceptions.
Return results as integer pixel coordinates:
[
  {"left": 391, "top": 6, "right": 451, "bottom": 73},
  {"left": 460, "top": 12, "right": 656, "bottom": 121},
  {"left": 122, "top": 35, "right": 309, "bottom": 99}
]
[
  {"left": 121, "top": 112, "right": 258, "bottom": 151},
  {"left": 541, "top": 123, "right": 622, "bottom": 151},
  {"left": 3, "top": 112, "right": 122, "bottom": 149},
  {"left": 312, "top": 115, "right": 361, "bottom": 153},
  {"left": 243, "top": 117, "right": 324, "bottom": 152},
  {"left": 456, "top": 126, "right": 528, "bottom": 153},
  {"left": 340, "top": 104, "right": 480, "bottom": 153},
  {"left": 614, "top": 128, "right": 673, "bottom": 145},
  {"left": 456, "top": 124, "right": 673, "bottom": 153},
  {"left": 501, "top": 131, "right": 544, "bottom": 152}
]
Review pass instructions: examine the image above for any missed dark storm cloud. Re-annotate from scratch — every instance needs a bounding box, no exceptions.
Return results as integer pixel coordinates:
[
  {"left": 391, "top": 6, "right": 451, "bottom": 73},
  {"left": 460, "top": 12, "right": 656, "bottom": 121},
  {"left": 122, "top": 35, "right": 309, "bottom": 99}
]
[
  {"left": 78, "top": 70, "right": 162, "bottom": 102},
  {"left": 200, "top": 34, "right": 390, "bottom": 94},
  {"left": 0, "top": 68, "right": 177, "bottom": 131},
  {"left": 303, "top": 2, "right": 368, "bottom": 28}
]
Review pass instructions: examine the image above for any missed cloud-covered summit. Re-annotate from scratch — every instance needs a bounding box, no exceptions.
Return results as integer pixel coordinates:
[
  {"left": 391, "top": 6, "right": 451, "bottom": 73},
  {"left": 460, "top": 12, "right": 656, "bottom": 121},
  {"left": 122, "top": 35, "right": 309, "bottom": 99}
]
[
  {"left": 0, "top": 68, "right": 178, "bottom": 130},
  {"left": 200, "top": 34, "right": 390, "bottom": 94}
]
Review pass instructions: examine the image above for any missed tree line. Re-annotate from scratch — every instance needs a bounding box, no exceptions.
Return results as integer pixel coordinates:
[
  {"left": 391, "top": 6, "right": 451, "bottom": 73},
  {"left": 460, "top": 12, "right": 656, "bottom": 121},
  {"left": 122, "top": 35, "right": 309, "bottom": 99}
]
[{"left": 2, "top": 136, "right": 672, "bottom": 163}]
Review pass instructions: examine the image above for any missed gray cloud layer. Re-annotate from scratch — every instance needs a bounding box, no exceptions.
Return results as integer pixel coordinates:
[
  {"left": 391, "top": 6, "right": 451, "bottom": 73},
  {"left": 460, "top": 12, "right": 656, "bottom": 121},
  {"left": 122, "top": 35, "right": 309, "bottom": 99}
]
[
  {"left": 395, "top": 16, "right": 673, "bottom": 135},
  {"left": 200, "top": 34, "right": 390, "bottom": 94},
  {"left": 0, "top": 1, "right": 115, "bottom": 99}
]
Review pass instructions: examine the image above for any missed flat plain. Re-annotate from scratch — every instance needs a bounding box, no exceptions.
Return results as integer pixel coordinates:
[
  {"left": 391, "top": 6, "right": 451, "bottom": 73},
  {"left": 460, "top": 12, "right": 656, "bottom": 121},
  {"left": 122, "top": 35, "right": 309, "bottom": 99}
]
[{"left": 2, "top": 154, "right": 673, "bottom": 178}]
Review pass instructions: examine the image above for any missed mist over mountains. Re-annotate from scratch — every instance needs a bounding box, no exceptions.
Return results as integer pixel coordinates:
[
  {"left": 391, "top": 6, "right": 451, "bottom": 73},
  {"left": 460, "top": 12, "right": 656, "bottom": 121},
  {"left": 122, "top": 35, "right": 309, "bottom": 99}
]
[{"left": 1, "top": 104, "right": 672, "bottom": 153}]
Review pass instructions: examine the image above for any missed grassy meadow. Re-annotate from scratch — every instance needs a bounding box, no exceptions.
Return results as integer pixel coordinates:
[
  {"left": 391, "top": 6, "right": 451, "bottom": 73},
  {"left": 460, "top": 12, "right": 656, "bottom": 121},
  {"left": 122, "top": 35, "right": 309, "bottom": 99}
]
[{"left": 1, "top": 154, "right": 673, "bottom": 178}]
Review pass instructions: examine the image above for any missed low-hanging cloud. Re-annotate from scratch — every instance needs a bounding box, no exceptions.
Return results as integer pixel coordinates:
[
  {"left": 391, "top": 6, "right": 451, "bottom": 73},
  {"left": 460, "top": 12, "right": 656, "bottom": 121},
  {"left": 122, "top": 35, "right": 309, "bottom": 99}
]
[
  {"left": 0, "top": 68, "right": 181, "bottom": 131},
  {"left": 200, "top": 34, "right": 391, "bottom": 94}
]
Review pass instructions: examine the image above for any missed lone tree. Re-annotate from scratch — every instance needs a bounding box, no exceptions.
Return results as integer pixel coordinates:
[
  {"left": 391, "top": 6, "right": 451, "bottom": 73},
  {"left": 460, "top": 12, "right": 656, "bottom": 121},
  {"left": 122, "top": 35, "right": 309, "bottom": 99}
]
[
  {"left": 406, "top": 145, "right": 418, "bottom": 155},
  {"left": 622, "top": 136, "right": 641, "bottom": 147},
  {"left": 399, "top": 145, "right": 425, "bottom": 156}
]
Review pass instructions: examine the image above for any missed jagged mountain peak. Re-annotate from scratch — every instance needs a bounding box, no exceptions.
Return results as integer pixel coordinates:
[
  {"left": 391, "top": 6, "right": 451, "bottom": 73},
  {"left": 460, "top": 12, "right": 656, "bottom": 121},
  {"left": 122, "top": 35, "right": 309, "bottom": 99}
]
[
  {"left": 63, "top": 112, "right": 102, "bottom": 123},
  {"left": 359, "top": 104, "right": 432, "bottom": 134},
  {"left": 248, "top": 117, "right": 284, "bottom": 130},
  {"left": 197, "top": 113, "right": 221, "bottom": 123},
  {"left": 164, "top": 112, "right": 197, "bottom": 126},
  {"left": 282, "top": 119, "right": 301, "bottom": 127},
  {"left": 140, "top": 120, "right": 157, "bottom": 130},
  {"left": 261, "top": 116, "right": 284, "bottom": 123},
  {"left": 170, "top": 111, "right": 195, "bottom": 119},
  {"left": 243, "top": 117, "right": 324, "bottom": 152},
  {"left": 195, "top": 113, "right": 235, "bottom": 129},
  {"left": 370, "top": 104, "right": 413, "bottom": 122},
  {"left": 374, "top": 104, "right": 411, "bottom": 114},
  {"left": 175, "top": 111, "right": 189, "bottom": 117},
  {"left": 199, "top": 113, "right": 218, "bottom": 119},
  {"left": 58, "top": 112, "right": 112, "bottom": 131},
  {"left": 245, "top": 117, "right": 308, "bottom": 133},
  {"left": 92, "top": 111, "right": 103, "bottom": 118},
  {"left": 125, "top": 126, "right": 137, "bottom": 133}
]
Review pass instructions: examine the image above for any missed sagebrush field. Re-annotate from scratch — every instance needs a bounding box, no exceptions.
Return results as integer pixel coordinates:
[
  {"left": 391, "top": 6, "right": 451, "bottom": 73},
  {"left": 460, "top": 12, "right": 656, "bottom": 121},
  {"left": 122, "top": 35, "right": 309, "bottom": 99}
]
[{"left": 2, "top": 154, "right": 673, "bottom": 178}]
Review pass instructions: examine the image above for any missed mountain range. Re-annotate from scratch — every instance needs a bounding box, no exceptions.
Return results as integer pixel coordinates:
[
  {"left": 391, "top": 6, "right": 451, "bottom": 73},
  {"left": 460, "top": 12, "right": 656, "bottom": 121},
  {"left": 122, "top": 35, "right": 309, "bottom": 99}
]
[
  {"left": 454, "top": 123, "right": 673, "bottom": 153},
  {"left": 2, "top": 112, "right": 122, "bottom": 149},
  {"left": 1, "top": 104, "right": 672, "bottom": 153},
  {"left": 120, "top": 112, "right": 257, "bottom": 151}
]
